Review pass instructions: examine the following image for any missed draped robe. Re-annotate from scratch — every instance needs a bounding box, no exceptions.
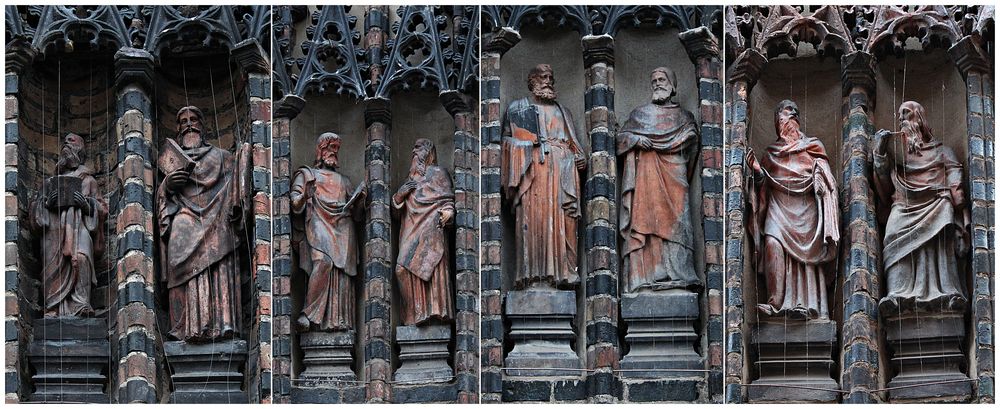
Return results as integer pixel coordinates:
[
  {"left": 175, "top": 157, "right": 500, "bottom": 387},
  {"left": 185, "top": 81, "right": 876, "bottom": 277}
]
[
  {"left": 749, "top": 135, "right": 839, "bottom": 319},
  {"left": 291, "top": 167, "right": 358, "bottom": 331},
  {"left": 874, "top": 139, "right": 967, "bottom": 315},
  {"left": 32, "top": 166, "right": 107, "bottom": 316},
  {"left": 501, "top": 97, "right": 585, "bottom": 289},
  {"left": 618, "top": 103, "right": 700, "bottom": 292},
  {"left": 393, "top": 166, "right": 455, "bottom": 325},
  {"left": 159, "top": 141, "right": 249, "bottom": 341}
]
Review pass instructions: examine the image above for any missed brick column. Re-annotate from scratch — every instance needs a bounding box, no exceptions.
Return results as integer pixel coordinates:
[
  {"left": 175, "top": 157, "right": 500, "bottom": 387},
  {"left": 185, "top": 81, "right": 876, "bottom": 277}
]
[
  {"left": 247, "top": 69, "right": 273, "bottom": 404},
  {"left": 722, "top": 49, "right": 765, "bottom": 404},
  {"left": 4, "top": 39, "right": 33, "bottom": 404},
  {"left": 112, "top": 47, "right": 158, "bottom": 404},
  {"left": 442, "top": 94, "right": 480, "bottom": 403},
  {"left": 580, "top": 34, "right": 618, "bottom": 404},
  {"left": 362, "top": 101, "right": 392, "bottom": 403},
  {"left": 838, "top": 51, "right": 880, "bottom": 404},
  {"left": 950, "top": 36, "right": 995, "bottom": 404},
  {"left": 479, "top": 29, "right": 517, "bottom": 402},
  {"left": 270, "top": 113, "right": 293, "bottom": 403}
]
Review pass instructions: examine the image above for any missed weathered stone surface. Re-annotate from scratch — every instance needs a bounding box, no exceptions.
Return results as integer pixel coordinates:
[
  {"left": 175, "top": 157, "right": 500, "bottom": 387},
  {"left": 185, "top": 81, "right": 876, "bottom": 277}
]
[
  {"left": 299, "top": 331, "right": 355, "bottom": 381},
  {"left": 504, "top": 289, "right": 581, "bottom": 377},
  {"left": 164, "top": 339, "right": 248, "bottom": 403},
  {"left": 27, "top": 318, "right": 110, "bottom": 403},
  {"left": 394, "top": 324, "right": 453, "bottom": 384},
  {"left": 884, "top": 314, "right": 972, "bottom": 402},
  {"left": 620, "top": 292, "right": 703, "bottom": 378},
  {"left": 748, "top": 320, "right": 838, "bottom": 403}
]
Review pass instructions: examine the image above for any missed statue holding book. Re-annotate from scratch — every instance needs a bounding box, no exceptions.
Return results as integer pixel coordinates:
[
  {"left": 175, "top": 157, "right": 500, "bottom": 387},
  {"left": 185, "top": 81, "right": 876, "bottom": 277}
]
[
  {"left": 32, "top": 133, "right": 108, "bottom": 317},
  {"left": 291, "top": 132, "right": 366, "bottom": 332},
  {"left": 157, "top": 106, "right": 251, "bottom": 342}
]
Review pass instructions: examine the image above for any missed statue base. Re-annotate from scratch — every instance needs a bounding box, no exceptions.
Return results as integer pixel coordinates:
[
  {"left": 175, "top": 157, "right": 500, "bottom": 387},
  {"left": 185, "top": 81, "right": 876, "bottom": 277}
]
[
  {"left": 394, "top": 324, "right": 453, "bottom": 384},
  {"left": 619, "top": 291, "right": 704, "bottom": 378},
  {"left": 504, "top": 289, "right": 581, "bottom": 377},
  {"left": 299, "top": 330, "right": 356, "bottom": 382},
  {"left": 27, "top": 318, "right": 110, "bottom": 403},
  {"left": 164, "top": 339, "right": 248, "bottom": 403},
  {"left": 884, "top": 313, "right": 971, "bottom": 402},
  {"left": 749, "top": 319, "right": 838, "bottom": 403}
]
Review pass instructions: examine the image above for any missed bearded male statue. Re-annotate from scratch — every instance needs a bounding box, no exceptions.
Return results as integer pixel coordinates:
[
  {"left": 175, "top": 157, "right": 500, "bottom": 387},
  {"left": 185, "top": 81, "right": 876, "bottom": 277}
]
[{"left": 32, "top": 133, "right": 108, "bottom": 317}]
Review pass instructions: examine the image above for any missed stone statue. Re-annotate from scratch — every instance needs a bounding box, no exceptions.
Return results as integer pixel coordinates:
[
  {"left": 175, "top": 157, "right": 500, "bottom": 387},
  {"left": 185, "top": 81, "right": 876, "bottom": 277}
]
[
  {"left": 619, "top": 67, "right": 700, "bottom": 293},
  {"left": 158, "top": 106, "right": 251, "bottom": 342},
  {"left": 874, "top": 101, "right": 970, "bottom": 315},
  {"left": 501, "top": 63, "right": 587, "bottom": 289},
  {"left": 31, "top": 133, "right": 108, "bottom": 317},
  {"left": 746, "top": 100, "right": 839, "bottom": 320},
  {"left": 291, "top": 132, "right": 365, "bottom": 332},
  {"left": 393, "top": 139, "right": 455, "bottom": 326}
]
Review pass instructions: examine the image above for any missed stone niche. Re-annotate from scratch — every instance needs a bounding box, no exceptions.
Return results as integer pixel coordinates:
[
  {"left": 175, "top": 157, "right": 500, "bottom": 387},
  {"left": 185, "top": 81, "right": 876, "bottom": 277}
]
[
  {"left": 15, "top": 54, "right": 117, "bottom": 404},
  {"left": 744, "top": 48, "right": 843, "bottom": 403},
  {"left": 873, "top": 48, "right": 972, "bottom": 404}
]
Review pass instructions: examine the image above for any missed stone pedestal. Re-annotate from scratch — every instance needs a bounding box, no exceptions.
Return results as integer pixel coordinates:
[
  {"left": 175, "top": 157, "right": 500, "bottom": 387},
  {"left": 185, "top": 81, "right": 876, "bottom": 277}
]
[
  {"left": 620, "top": 291, "right": 703, "bottom": 378},
  {"left": 299, "top": 330, "right": 356, "bottom": 381},
  {"left": 504, "top": 289, "right": 581, "bottom": 377},
  {"left": 164, "top": 339, "right": 248, "bottom": 403},
  {"left": 884, "top": 313, "right": 971, "bottom": 402},
  {"left": 749, "top": 319, "right": 838, "bottom": 402},
  {"left": 27, "top": 318, "right": 110, "bottom": 403},
  {"left": 394, "top": 324, "right": 453, "bottom": 384}
]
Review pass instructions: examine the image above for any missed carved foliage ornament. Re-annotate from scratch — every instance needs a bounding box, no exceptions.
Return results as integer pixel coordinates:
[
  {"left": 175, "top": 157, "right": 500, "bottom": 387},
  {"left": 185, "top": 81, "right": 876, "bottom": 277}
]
[
  {"left": 30, "top": 6, "right": 130, "bottom": 56},
  {"left": 754, "top": 5, "right": 855, "bottom": 59}
]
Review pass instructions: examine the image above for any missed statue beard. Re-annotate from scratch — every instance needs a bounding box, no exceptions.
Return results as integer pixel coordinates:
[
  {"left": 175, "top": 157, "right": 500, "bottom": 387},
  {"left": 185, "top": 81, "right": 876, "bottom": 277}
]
[
  {"left": 901, "top": 120, "right": 925, "bottom": 154},
  {"left": 531, "top": 82, "right": 558, "bottom": 102},
  {"left": 178, "top": 127, "right": 204, "bottom": 149},
  {"left": 778, "top": 117, "right": 801, "bottom": 141},
  {"left": 322, "top": 155, "right": 339, "bottom": 170},
  {"left": 652, "top": 87, "right": 671, "bottom": 104},
  {"left": 409, "top": 154, "right": 427, "bottom": 180},
  {"left": 56, "top": 145, "right": 81, "bottom": 174}
]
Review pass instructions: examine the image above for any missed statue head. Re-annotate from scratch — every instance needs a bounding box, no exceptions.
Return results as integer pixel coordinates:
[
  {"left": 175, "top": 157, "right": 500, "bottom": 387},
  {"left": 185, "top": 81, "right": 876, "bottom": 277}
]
[
  {"left": 650, "top": 67, "right": 677, "bottom": 104},
  {"left": 527, "top": 64, "right": 557, "bottom": 102},
  {"left": 176, "top": 106, "right": 205, "bottom": 149},
  {"left": 315, "top": 132, "right": 342, "bottom": 170},
  {"left": 899, "top": 101, "right": 934, "bottom": 144},
  {"left": 56, "top": 132, "right": 87, "bottom": 174},
  {"left": 409, "top": 138, "right": 437, "bottom": 178},
  {"left": 774, "top": 99, "right": 801, "bottom": 139}
]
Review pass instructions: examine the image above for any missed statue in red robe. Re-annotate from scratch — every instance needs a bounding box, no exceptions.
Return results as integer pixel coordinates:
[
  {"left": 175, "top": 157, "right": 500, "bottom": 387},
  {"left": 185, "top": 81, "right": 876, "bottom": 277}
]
[
  {"left": 32, "top": 133, "right": 108, "bottom": 317},
  {"left": 874, "top": 101, "right": 970, "bottom": 315},
  {"left": 501, "top": 64, "right": 587, "bottom": 289},
  {"left": 291, "top": 132, "right": 365, "bottom": 331},
  {"left": 746, "top": 100, "right": 839, "bottom": 320},
  {"left": 158, "top": 106, "right": 251, "bottom": 341},
  {"left": 619, "top": 67, "right": 700, "bottom": 292},
  {"left": 393, "top": 139, "right": 455, "bottom": 325}
]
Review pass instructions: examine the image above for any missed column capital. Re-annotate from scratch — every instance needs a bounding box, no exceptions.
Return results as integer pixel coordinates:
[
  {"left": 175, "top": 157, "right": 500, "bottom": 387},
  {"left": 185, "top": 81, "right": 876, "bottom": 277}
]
[
  {"left": 841, "top": 51, "right": 876, "bottom": 98},
  {"left": 582, "top": 34, "right": 615, "bottom": 67},
  {"left": 679, "top": 26, "right": 720, "bottom": 64},
  {"left": 727, "top": 49, "right": 766, "bottom": 90},
  {"left": 232, "top": 38, "right": 270, "bottom": 75},
  {"left": 484, "top": 27, "right": 521, "bottom": 56},
  {"left": 5, "top": 37, "right": 35, "bottom": 75},
  {"left": 949, "top": 35, "right": 992, "bottom": 80},
  {"left": 114, "top": 47, "right": 155, "bottom": 92}
]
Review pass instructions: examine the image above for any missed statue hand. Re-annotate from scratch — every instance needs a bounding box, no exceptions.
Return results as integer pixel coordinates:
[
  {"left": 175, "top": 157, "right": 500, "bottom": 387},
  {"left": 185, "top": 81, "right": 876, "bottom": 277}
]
[
  {"left": 574, "top": 153, "right": 587, "bottom": 171},
  {"left": 874, "top": 129, "right": 893, "bottom": 152},
  {"left": 438, "top": 208, "right": 454, "bottom": 228},
  {"left": 745, "top": 148, "right": 761, "bottom": 173},
  {"left": 165, "top": 170, "right": 190, "bottom": 193},
  {"left": 46, "top": 192, "right": 59, "bottom": 210},
  {"left": 402, "top": 180, "right": 418, "bottom": 193},
  {"left": 637, "top": 136, "right": 654, "bottom": 150},
  {"left": 73, "top": 192, "right": 91, "bottom": 213}
]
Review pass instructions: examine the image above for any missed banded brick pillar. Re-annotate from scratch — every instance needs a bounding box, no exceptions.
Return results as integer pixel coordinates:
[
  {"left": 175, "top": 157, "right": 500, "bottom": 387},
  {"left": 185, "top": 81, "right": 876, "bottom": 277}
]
[
  {"left": 838, "top": 51, "right": 880, "bottom": 404},
  {"left": 950, "top": 36, "right": 995, "bottom": 404},
  {"left": 680, "top": 26, "right": 724, "bottom": 401},
  {"left": 722, "top": 49, "right": 765, "bottom": 404},
  {"left": 112, "top": 48, "right": 159, "bottom": 403},
  {"left": 479, "top": 31, "right": 516, "bottom": 403},
  {"left": 246, "top": 66, "right": 273, "bottom": 404},
  {"left": 4, "top": 39, "right": 33, "bottom": 404},
  {"left": 362, "top": 102, "right": 392, "bottom": 403},
  {"left": 580, "top": 34, "right": 618, "bottom": 404},
  {"left": 270, "top": 112, "right": 293, "bottom": 403},
  {"left": 442, "top": 95, "right": 480, "bottom": 403}
]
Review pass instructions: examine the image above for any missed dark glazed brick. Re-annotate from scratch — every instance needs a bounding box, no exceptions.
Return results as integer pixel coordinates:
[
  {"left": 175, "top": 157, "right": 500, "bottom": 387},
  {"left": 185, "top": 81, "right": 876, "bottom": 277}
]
[
  {"left": 273, "top": 138, "right": 290, "bottom": 158},
  {"left": 6, "top": 270, "right": 17, "bottom": 292},
  {"left": 482, "top": 371, "right": 502, "bottom": 393},
  {"left": 120, "top": 378, "right": 155, "bottom": 403},
  {"left": 5, "top": 370, "right": 18, "bottom": 394},
  {"left": 256, "top": 268, "right": 271, "bottom": 292},
  {"left": 585, "top": 372, "right": 617, "bottom": 399},
  {"left": 708, "top": 317, "right": 723, "bottom": 342},
  {"left": 699, "top": 81, "right": 722, "bottom": 102},
  {"left": 5, "top": 320, "right": 16, "bottom": 342},
  {"left": 117, "top": 230, "right": 152, "bottom": 258},
  {"left": 587, "top": 321, "right": 618, "bottom": 346},
  {"left": 274, "top": 336, "right": 291, "bottom": 356},
  {"left": 503, "top": 380, "right": 550, "bottom": 401},
  {"left": 481, "top": 268, "right": 501, "bottom": 291},
  {"left": 273, "top": 258, "right": 291, "bottom": 277},
  {"left": 122, "top": 182, "right": 152, "bottom": 208},
  {"left": 4, "top": 220, "right": 16, "bottom": 241},
  {"left": 119, "top": 136, "right": 151, "bottom": 163},
  {"left": 585, "top": 177, "right": 615, "bottom": 200},
  {"left": 365, "top": 261, "right": 391, "bottom": 282},
  {"left": 456, "top": 253, "right": 477, "bottom": 272},
  {"left": 253, "top": 169, "right": 270, "bottom": 193},
  {"left": 119, "top": 330, "right": 155, "bottom": 356},
  {"left": 365, "top": 143, "right": 389, "bottom": 163},
  {"left": 273, "top": 215, "right": 291, "bottom": 236},
  {"left": 366, "top": 220, "right": 390, "bottom": 242},
  {"left": 586, "top": 225, "right": 616, "bottom": 248},
  {"left": 845, "top": 293, "right": 877, "bottom": 319},
  {"left": 586, "top": 273, "right": 617, "bottom": 297},
  {"left": 364, "top": 301, "right": 389, "bottom": 320},
  {"left": 555, "top": 378, "right": 587, "bottom": 400},
  {"left": 273, "top": 297, "right": 292, "bottom": 315},
  {"left": 702, "top": 125, "right": 723, "bottom": 146},
  {"left": 456, "top": 333, "right": 477, "bottom": 351},
  {"left": 628, "top": 379, "right": 698, "bottom": 402},
  {"left": 5, "top": 122, "right": 17, "bottom": 143},
  {"left": 273, "top": 179, "right": 290, "bottom": 197},
  {"left": 255, "top": 218, "right": 271, "bottom": 240},
  {"left": 726, "top": 332, "right": 742, "bottom": 353},
  {"left": 702, "top": 173, "right": 722, "bottom": 193},
  {"left": 590, "top": 130, "right": 614, "bottom": 153},
  {"left": 844, "top": 342, "right": 877, "bottom": 366},
  {"left": 4, "top": 171, "right": 14, "bottom": 193},
  {"left": 118, "top": 281, "right": 154, "bottom": 309},
  {"left": 481, "top": 318, "right": 503, "bottom": 341},
  {"left": 709, "top": 370, "right": 723, "bottom": 396},
  {"left": 259, "top": 320, "right": 272, "bottom": 341},
  {"left": 481, "top": 173, "right": 500, "bottom": 195},
  {"left": 481, "top": 220, "right": 501, "bottom": 241},
  {"left": 704, "top": 219, "right": 723, "bottom": 241},
  {"left": 364, "top": 339, "right": 391, "bottom": 361},
  {"left": 6, "top": 73, "right": 17, "bottom": 94}
]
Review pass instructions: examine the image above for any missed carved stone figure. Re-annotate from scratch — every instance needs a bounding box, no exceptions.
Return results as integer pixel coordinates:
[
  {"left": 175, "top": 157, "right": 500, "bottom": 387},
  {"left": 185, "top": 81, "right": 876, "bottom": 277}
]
[
  {"left": 501, "top": 63, "right": 587, "bottom": 289},
  {"left": 619, "top": 67, "right": 700, "bottom": 293},
  {"left": 31, "top": 133, "right": 108, "bottom": 317},
  {"left": 393, "top": 139, "right": 455, "bottom": 326},
  {"left": 291, "top": 132, "right": 365, "bottom": 332},
  {"left": 158, "top": 106, "right": 250, "bottom": 342},
  {"left": 746, "top": 100, "right": 839, "bottom": 320},
  {"left": 874, "top": 100, "right": 970, "bottom": 315}
]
